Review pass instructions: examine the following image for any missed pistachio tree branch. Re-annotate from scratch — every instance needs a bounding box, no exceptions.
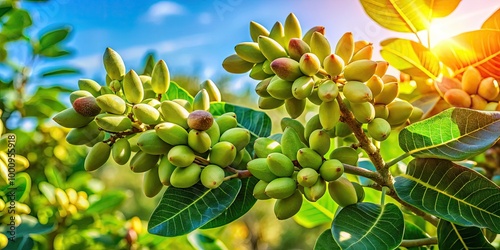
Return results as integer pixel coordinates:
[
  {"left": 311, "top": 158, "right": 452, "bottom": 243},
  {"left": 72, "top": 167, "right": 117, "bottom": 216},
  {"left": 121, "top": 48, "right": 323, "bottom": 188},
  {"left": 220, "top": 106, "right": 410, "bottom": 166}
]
[{"left": 400, "top": 237, "right": 438, "bottom": 248}]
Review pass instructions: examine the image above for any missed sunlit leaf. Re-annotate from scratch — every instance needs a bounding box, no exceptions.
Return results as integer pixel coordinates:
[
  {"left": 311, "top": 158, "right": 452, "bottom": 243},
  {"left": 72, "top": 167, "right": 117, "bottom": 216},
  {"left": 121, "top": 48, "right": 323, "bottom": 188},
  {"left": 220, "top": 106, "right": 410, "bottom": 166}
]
[
  {"left": 0, "top": 172, "right": 31, "bottom": 202},
  {"left": 399, "top": 108, "right": 500, "bottom": 160},
  {"left": 331, "top": 202, "right": 404, "bottom": 249},
  {"left": 188, "top": 232, "right": 228, "bottom": 250},
  {"left": 201, "top": 177, "right": 258, "bottom": 229},
  {"left": 395, "top": 158, "right": 500, "bottom": 233},
  {"left": 161, "top": 81, "right": 194, "bottom": 103},
  {"left": 381, "top": 38, "right": 440, "bottom": 79},
  {"left": 148, "top": 179, "right": 241, "bottom": 237},
  {"left": 39, "top": 26, "right": 71, "bottom": 51},
  {"left": 294, "top": 188, "right": 337, "bottom": 228},
  {"left": 314, "top": 229, "right": 341, "bottom": 250},
  {"left": 410, "top": 93, "right": 440, "bottom": 119},
  {"left": 40, "top": 68, "right": 79, "bottom": 77},
  {"left": 85, "top": 190, "right": 127, "bottom": 215},
  {"left": 423, "top": 0, "right": 461, "bottom": 18},
  {"left": 437, "top": 220, "right": 495, "bottom": 249},
  {"left": 360, "top": 0, "right": 430, "bottom": 33},
  {"left": 433, "top": 30, "right": 500, "bottom": 78},
  {"left": 482, "top": 8, "right": 500, "bottom": 30}
]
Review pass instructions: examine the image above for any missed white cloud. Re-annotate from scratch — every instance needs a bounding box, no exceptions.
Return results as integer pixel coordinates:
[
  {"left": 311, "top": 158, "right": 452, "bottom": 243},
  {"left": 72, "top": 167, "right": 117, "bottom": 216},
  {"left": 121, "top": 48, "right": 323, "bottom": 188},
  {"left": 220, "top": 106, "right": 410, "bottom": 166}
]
[
  {"left": 144, "top": 1, "right": 186, "bottom": 23},
  {"left": 198, "top": 12, "right": 213, "bottom": 25}
]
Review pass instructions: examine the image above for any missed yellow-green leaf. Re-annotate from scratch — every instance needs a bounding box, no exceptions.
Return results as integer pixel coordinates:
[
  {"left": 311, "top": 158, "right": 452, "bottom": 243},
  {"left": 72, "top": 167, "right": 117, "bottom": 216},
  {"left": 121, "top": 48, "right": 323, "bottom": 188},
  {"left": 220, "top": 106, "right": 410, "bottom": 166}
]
[
  {"left": 423, "top": 0, "right": 461, "bottom": 18},
  {"left": 482, "top": 8, "right": 500, "bottom": 30},
  {"left": 433, "top": 30, "right": 500, "bottom": 78},
  {"left": 381, "top": 38, "right": 441, "bottom": 79}
]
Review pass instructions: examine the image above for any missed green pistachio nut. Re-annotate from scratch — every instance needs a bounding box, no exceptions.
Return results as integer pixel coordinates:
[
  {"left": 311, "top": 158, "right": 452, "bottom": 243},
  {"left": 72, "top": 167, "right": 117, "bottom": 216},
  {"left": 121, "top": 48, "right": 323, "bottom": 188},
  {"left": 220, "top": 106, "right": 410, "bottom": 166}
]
[
  {"left": 141, "top": 75, "right": 157, "bottom": 99},
  {"left": 249, "top": 21, "right": 269, "bottom": 42},
  {"left": 85, "top": 131, "right": 105, "bottom": 147},
  {"left": 158, "top": 155, "right": 176, "bottom": 186},
  {"left": 151, "top": 59, "right": 170, "bottom": 95},
  {"left": 84, "top": 142, "right": 111, "bottom": 171},
  {"left": 265, "top": 177, "right": 297, "bottom": 199},
  {"left": 70, "top": 90, "right": 93, "bottom": 104},
  {"left": 335, "top": 32, "right": 355, "bottom": 64},
  {"left": 258, "top": 36, "right": 288, "bottom": 62},
  {"left": 350, "top": 102, "right": 375, "bottom": 123},
  {"left": 343, "top": 59, "right": 377, "bottom": 82},
  {"left": 297, "top": 147, "right": 323, "bottom": 170},
  {"left": 247, "top": 158, "right": 278, "bottom": 182},
  {"left": 304, "top": 114, "right": 322, "bottom": 141},
  {"left": 281, "top": 127, "right": 307, "bottom": 161},
  {"left": 103, "top": 47, "right": 126, "bottom": 80},
  {"left": 205, "top": 119, "right": 220, "bottom": 147},
  {"left": 155, "top": 122, "right": 188, "bottom": 145},
  {"left": 201, "top": 164, "right": 225, "bottom": 189},
  {"left": 72, "top": 96, "right": 101, "bottom": 117},
  {"left": 262, "top": 60, "right": 274, "bottom": 75},
  {"left": 66, "top": 121, "right": 101, "bottom": 145},
  {"left": 319, "top": 99, "right": 340, "bottom": 130},
  {"left": 323, "top": 54, "right": 345, "bottom": 77},
  {"left": 254, "top": 137, "right": 282, "bottom": 158},
  {"left": 288, "top": 38, "right": 311, "bottom": 61},
  {"left": 330, "top": 146, "right": 358, "bottom": 166},
  {"left": 137, "top": 130, "right": 172, "bottom": 155},
  {"left": 258, "top": 96, "right": 285, "bottom": 109},
  {"left": 188, "top": 129, "right": 211, "bottom": 153},
  {"left": 343, "top": 81, "right": 373, "bottom": 103},
  {"left": 318, "top": 80, "right": 339, "bottom": 102},
  {"left": 297, "top": 168, "right": 319, "bottom": 188},
  {"left": 302, "top": 25, "right": 325, "bottom": 45},
  {"left": 168, "top": 145, "right": 195, "bottom": 168},
  {"left": 100, "top": 86, "right": 114, "bottom": 95},
  {"left": 280, "top": 117, "right": 306, "bottom": 144},
  {"left": 250, "top": 62, "right": 273, "bottom": 80},
  {"left": 123, "top": 69, "right": 144, "bottom": 104},
  {"left": 382, "top": 74, "right": 398, "bottom": 84},
  {"left": 269, "top": 21, "right": 286, "bottom": 49},
  {"left": 133, "top": 103, "right": 162, "bottom": 125},
  {"left": 235, "top": 42, "right": 266, "bottom": 63},
  {"left": 335, "top": 122, "right": 352, "bottom": 138},
  {"left": 193, "top": 89, "right": 210, "bottom": 111},
  {"left": 219, "top": 128, "right": 250, "bottom": 152},
  {"left": 310, "top": 32, "right": 331, "bottom": 63},
  {"left": 308, "top": 87, "right": 323, "bottom": 105},
  {"left": 209, "top": 141, "right": 237, "bottom": 167},
  {"left": 253, "top": 180, "right": 271, "bottom": 200},
  {"left": 299, "top": 53, "right": 320, "bottom": 76},
  {"left": 230, "top": 149, "right": 245, "bottom": 167},
  {"left": 374, "top": 104, "right": 389, "bottom": 119},
  {"left": 95, "top": 94, "right": 126, "bottom": 114},
  {"left": 170, "top": 163, "right": 202, "bottom": 188},
  {"left": 274, "top": 190, "right": 303, "bottom": 220},
  {"left": 215, "top": 113, "right": 238, "bottom": 134},
  {"left": 110, "top": 79, "right": 121, "bottom": 92},
  {"left": 304, "top": 178, "right": 326, "bottom": 202},
  {"left": 284, "top": 13, "right": 302, "bottom": 42},
  {"left": 201, "top": 79, "right": 222, "bottom": 102},
  {"left": 126, "top": 133, "right": 141, "bottom": 152},
  {"left": 236, "top": 149, "right": 252, "bottom": 170},
  {"left": 143, "top": 166, "right": 163, "bottom": 198},
  {"left": 367, "top": 118, "right": 391, "bottom": 141},
  {"left": 319, "top": 159, "right": 343, "bottom": 181},
  {"left": 255, "top": 77, "right": 272, "bottom": 97},
  {"left": 222, "top": 54, "right": 254, "bottom": 74},
  {"left": 292, "top": 76, "right": 315, "bottom": 100},
  {"left": 351, "top": 44, "right": 373, "bottom": 62},
  {"left": 94, "top": 114, "right": 132, "bottom": 132},
  {"left": 351, "top": 182, "right": 365, "bottom": 202},
  {"left": 386, "top": 100, "right": 413, "bottom": 126},
  {"left": 328, "top": 177, "right": 358, "bottom": 207},
  {"left": 53, "top": 108, "right": 94, "bottom": 128},
  {"left": 267, "top": 76, "right": 294, "bottom": 100},
  {"left": 375, "top": 61, "right": 389, "bottom": 77},
  {"left": 366, "top": 75, "right": 384, "bottom": 97},
  {"left": 270, "top": 58, "right": 303, "bottom": 82},
  {"left": 308, "top": 129, "right": 330, "bottom": 156},
  {"left": 408, "top": 107, "right": 424, "bottom": 123},
  {"left": 374, "top": 82, "right": 399, "bottom": 105},
  {"left": 285, "top": 97, "right": 306, "bottom": 119},
  {"left": 159, "top": 100, "right": 190, "bottom": 129},
  {"left": 78, "top": 79, "right": 102, "bottom": 97},
  {"left": 112, "top": 138, "right": 131, "bottom": 165},
  {"left": 267, "top": 152, "right": 295, "bottom": 177}
]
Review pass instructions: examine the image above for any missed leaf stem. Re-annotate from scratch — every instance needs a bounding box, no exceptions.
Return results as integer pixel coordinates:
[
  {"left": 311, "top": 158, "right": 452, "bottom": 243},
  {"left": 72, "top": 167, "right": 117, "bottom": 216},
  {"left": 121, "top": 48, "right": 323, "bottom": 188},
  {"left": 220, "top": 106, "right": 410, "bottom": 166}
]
[
  {"left": 384, "top": 152, "right": 411, "bottom": 169},
  {"left": 400, "top": 237, "right": 438, "bottom": 248},
  {"left": 381, "top": 186, "right": 389, "bottom": 206}
]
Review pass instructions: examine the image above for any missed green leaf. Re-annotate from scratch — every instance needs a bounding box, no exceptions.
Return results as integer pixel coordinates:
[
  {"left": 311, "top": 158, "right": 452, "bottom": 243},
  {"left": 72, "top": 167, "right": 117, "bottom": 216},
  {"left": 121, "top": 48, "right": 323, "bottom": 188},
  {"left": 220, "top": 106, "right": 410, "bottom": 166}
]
[
  {"left": 331, "top": 202, "right": 404, "bottom": 250},
  {"left": 0, "top": 5, "right": 12, "bottom": 19},
  {"left": 482, "top": 8, "right": 500, "bottom": 30},
  {"left": 210, "top": 102, "right": 272, "bottom": 155},
  {"left": 403, "top": 221, "right": 431, "bottom": 250},
  {"left": 161, "top": 81, "right": 194, "bottom": 103},
  {"left": 38, "top": 46, "right": 71, "bottom": 58},
  {"left": 188, "top": 232, "right": 228, "bottom": 250},
  {"left": 40, "top": 68, "right": 79, "bottom": 77},
  {"left": 12, "top": 215, "right": 56, "bottom": 237},
  {"left": 399, "top": 108, "right": 500, "bottom": 161},
  {"left": 0, "top": 173, "right": 31, "bottom": 202},
  {"left": 423, "top": 0, "right": 461, "bottom": 18},
  {"left": 314, "top": 229, "right": 341, "bottom": 250},
  {"left": 5, "top": 235, "right": 34, "bottom": 250},
  {"left": 38, "top": 181, "right": 56, "bottom": 204},
  {"left": 380, "top": 38, "right": 440, "bottom": 79},
  {"left": 85, "top": 190, "right": 127, "bottom": 215},
  {"left": 44, "top": 165, "right": 64, "bottom": 188},
  {"left": 39, "top": 26, "right": 71, "bottom": 51},
  {"left": 201, "top": 177, "right": 258, "bottom": 229},
  {"left": 394, "top": 158, "right": 500, "bottom": 233},
  {"left": 141, "top": 52, "right": 156, "bottom": 76},
  {"left": 294, "top": 188, "right": 337, "bottom": 228},
  {"left": 433, "top": 30, "right": 500, "bottom": 78},
  {"left": 148, "top": 179, "right": 241, "bottom": 237},
  {"left": 437, "top": 220, "right": 495, "bottom": 249}
]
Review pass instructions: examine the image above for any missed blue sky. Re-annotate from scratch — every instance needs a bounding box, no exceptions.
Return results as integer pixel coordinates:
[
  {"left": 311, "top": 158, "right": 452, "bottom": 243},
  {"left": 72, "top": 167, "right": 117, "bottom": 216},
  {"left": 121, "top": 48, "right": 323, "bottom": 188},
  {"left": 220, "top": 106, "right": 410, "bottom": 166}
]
[{"left": 18, "top": 0, "right": 500, "bottom": 92}]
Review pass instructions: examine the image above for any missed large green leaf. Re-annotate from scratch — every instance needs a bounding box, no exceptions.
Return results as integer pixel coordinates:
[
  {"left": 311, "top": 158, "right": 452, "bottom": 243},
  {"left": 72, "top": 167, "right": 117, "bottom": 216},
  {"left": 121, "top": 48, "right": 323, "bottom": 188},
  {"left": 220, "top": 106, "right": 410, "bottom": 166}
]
[
  {"left": 162, "top": 81, "right": 194, "bottom": 103},
  {"left": 482, "top": 8, "right": 500, "bottom": 30},
  {"left": 331, "top": 202, "right": 404, "bottom": 249},
  {"left": 314, "top": 229, "right": 341, "bottom": 250},
  {"left": 380, "top": 38, "right": 440, "bottom": 79},
  {"left": 148, "top": 179, "right": 241, "bottom": 237},
  {"left": 423, "top": 0, "right": 461, "bottom": 18},
  {"left": 433, "top": 30, "right": 500, "bottom": 78},
  {"left": 0, "top": 172, "right": 31, "bottom": 202},
  {"left": 11, "top": 215, "right": 56, "bottom": 237},
  {"left": 38, "top": 26, "right": 71, "bottom": 51},
  {"left": 294, "top": 188, "right": 337, "bottom": 228},
  {"left": 201, "top": 177, "right": 258, "bottom": 229},
  {"left": 399, "top": 108, "right": 500, "bottom": 161},
  {"left": 188, "top": 232, "right": 228, "bottom": 250},
  {"left": 84, "top": 191, "right": 127, "bottom": 215},
  {"left": 403, "top": 221, "right": 431, "bottom": 250},
  {"left": 5, "top": 235, "right": 34, "bottom": 250},
  {"left": 394, "top": 158, "right": 500, "bottom": 233},
  {"left": 437, "top": 220, "right": 495, "bottom": 249}
]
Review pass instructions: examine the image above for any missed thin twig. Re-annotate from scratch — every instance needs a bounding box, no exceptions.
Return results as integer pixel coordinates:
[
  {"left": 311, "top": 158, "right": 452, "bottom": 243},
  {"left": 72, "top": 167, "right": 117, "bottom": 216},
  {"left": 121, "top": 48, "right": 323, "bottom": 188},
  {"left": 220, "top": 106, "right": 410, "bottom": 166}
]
[{"left": 400, "top": 237, "right": 438, "bottom": 248}]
